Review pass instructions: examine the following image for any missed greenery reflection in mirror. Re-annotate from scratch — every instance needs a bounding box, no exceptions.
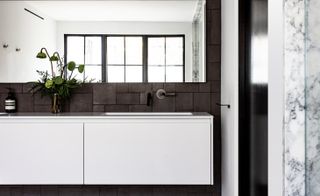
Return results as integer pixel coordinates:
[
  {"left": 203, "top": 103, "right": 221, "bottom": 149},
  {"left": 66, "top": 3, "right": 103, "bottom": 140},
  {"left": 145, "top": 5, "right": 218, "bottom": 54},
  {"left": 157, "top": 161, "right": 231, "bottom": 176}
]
[{"left": 30, "top": 48, "right": 85, "bottom": 105}]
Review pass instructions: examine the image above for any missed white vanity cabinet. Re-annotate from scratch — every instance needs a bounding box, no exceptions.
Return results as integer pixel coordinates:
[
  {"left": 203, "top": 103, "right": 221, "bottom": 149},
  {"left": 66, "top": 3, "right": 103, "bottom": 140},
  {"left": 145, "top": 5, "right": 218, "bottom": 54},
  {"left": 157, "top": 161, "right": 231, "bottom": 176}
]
[
  {"left": 84, "top": 119, "right": 213, "bottom": 185},
  {"left": 0, "top": 113, "right": 213, "bottom": 185},
  {"left": 0, "top": 122, "right": 83, "bottom": 184}
]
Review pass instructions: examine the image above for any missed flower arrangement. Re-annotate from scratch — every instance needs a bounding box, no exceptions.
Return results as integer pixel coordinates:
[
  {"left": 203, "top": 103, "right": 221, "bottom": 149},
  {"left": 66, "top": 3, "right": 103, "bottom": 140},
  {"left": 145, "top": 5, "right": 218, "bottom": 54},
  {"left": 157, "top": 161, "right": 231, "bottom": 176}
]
[{"left": 30, "top": 48, "right": 85, "bottom": 113}]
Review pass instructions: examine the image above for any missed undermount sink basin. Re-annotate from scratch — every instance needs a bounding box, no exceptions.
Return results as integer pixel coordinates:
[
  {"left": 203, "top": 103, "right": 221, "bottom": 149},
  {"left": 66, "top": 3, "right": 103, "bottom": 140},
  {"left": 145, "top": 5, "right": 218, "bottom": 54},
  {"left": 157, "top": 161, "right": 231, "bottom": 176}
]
[{"left": 104, "top": 112, "right": 193, "bottom": 116}]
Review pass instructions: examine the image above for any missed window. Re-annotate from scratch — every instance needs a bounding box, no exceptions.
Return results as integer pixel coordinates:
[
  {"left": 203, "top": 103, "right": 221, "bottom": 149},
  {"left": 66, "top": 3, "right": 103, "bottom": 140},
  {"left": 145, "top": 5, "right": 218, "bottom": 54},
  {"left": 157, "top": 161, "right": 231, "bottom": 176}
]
[
  {"left": 65, "top": 35, "right": 184, "bottom": 83},
  {"left": 106, "top": 36, "right": 143, "bottom": 83},
  {"left": 66, "top": 36, "right": 102, "bottom": 82},
  {"left": 148, "top": 36, "right": 184, "bottom": 82}
]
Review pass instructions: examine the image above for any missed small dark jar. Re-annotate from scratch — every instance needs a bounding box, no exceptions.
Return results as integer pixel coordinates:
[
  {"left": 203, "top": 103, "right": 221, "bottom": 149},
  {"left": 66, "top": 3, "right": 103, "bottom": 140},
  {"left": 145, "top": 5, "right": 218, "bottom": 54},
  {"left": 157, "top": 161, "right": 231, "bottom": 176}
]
[{"left": 5, "top": 91, "right": 16, "bottom": 113}]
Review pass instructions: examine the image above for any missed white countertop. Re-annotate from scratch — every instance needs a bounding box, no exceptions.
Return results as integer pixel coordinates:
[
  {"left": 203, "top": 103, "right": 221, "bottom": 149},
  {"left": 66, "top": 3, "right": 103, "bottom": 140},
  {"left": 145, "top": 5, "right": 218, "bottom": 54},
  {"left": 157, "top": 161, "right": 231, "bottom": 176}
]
[{"left": 0, "top": 112, "right": 213, "bottom": 119}]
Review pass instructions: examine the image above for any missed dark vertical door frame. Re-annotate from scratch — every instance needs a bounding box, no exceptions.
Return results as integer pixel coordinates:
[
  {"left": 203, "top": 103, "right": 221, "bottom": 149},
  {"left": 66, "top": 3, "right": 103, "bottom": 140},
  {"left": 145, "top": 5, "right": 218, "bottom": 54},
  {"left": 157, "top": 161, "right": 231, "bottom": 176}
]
[
  {"left": 239, "top": 0, "right": 268, "bottom": 195},
  {"left": 239, "top": 0, "right": 251, "bottom": 194}
]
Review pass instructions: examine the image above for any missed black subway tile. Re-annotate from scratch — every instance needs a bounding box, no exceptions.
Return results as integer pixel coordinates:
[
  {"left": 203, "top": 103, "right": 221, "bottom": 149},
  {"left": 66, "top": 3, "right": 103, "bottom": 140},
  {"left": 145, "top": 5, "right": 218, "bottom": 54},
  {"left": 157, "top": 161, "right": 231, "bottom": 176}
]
[
  {"left": 117, "top": 93, "right": 140, "bottom": 105},
  {"left": 93, "top": 85, "right": 116, "bottom": 104}
]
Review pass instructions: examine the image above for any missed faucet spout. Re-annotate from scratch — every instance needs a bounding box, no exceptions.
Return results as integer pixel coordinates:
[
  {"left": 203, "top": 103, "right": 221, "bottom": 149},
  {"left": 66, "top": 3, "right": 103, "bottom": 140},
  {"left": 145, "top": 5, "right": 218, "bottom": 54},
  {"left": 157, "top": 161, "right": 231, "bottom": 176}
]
[{"left": 147, "top": 92, "right": 153, "bottom": 106}]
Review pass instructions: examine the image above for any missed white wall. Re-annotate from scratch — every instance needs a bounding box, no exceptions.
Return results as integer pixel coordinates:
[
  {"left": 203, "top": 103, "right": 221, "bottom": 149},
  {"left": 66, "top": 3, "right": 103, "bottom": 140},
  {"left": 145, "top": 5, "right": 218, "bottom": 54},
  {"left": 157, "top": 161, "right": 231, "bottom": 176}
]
[
  {"left": 56, "top": 21, "right": 194, "bottom": 81},
  {"left": 0, "top": 1, "right": 57, "bottom": 83},
  {"left": 221, "top": 0, "right": 239, "bottom": 196},
  {"left": 268, "top": 0, "right": 284, "bottom": 195}
]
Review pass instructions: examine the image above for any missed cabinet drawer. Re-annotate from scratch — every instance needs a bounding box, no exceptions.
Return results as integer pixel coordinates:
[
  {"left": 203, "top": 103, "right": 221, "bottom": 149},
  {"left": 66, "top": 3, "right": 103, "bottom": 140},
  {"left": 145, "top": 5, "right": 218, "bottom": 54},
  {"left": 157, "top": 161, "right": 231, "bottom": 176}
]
[
  {"left": 84, "top": 119, "right": 212, "bottom": 185},
  {"left": 0, "top": 122, "right": 83, "bottom": 184}
]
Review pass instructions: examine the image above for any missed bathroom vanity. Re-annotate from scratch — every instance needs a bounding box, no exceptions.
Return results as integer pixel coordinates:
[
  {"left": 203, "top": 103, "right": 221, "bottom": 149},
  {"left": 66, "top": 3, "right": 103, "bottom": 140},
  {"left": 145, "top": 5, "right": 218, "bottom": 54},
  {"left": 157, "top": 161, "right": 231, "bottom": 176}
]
[{"left": 0, "top": 112, "right": 213, "bottom": 185}]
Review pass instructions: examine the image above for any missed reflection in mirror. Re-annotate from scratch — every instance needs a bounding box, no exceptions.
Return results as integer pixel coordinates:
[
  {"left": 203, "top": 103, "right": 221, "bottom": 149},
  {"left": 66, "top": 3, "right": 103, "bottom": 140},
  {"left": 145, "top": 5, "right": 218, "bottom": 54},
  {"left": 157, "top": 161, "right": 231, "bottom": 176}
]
[{"left": 0, "top": 0, "right": 206, "bottom": 83}]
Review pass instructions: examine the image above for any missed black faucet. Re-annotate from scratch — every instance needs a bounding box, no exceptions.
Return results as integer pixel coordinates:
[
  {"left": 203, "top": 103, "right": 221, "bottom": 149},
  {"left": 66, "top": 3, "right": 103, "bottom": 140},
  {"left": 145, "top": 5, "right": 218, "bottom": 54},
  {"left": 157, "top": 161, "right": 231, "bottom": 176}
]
[{"left": 147, "top": 92, "right": 153, "bottom": 106}]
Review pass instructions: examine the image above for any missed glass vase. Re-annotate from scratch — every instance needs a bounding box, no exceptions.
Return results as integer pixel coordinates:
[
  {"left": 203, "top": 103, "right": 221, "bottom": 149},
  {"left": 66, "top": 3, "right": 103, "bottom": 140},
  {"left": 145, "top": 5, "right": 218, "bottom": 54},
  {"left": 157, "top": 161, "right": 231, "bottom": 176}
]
[{"left": 51, "top": 93, "right": 61, "bottom": 113}]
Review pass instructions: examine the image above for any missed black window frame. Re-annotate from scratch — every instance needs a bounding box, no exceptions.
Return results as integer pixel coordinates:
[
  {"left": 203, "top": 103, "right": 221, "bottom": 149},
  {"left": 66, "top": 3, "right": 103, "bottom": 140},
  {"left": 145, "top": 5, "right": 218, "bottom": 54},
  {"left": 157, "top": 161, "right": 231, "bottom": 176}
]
[
  {"left": 64, "top": 35, "right": 104, "bottom": 82},
  {"left": 64, "top": 34, "right": 185, "bottom": 83},
  {"left": 105, "top": 35, "right": 144, "bottom": 83},
  {"left": 147, "top": 35, "right": 186, "bottom": 83}
]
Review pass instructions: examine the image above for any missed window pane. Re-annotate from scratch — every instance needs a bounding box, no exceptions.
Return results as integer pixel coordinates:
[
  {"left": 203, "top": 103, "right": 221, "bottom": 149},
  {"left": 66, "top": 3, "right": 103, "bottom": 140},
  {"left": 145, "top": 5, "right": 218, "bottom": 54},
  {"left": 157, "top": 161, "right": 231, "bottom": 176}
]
[
  {"left": 107, "top": 37, "right": 124, "bottom": 65},
  {"left": 126, "top": 37, "right": 143, "bottom": 65},
  {"left": 69, "top": 71, "right": 84, "bottom": 82},
  {"left": 85, "top": 37, "right": 102, "bottom": 65},
  {"left": 67, "top": 36, "right": 84, "bottom": 64},
  {"left": 166, "top": 37, "right": 183, "bottom": 65},
  {"left": 166, "top": 66, "right": 183, "bottom": 82},
  {"left": 126, "top": 66, "right": 142, "bottom": 83},
  {"left": 108, "top": 66, "right": 124, "bottom": 83},
  {"left": 67, "top": 65, "right": 84, "bottom": 81},
  {"left": 148, "top": 38, "right": 165, "bottom": 66},
  {"left": 85, "top": 65, "right": 102, "bottom": 82},
  {"left": 148, "top": 66, "right": 165, "bottom": 82}
]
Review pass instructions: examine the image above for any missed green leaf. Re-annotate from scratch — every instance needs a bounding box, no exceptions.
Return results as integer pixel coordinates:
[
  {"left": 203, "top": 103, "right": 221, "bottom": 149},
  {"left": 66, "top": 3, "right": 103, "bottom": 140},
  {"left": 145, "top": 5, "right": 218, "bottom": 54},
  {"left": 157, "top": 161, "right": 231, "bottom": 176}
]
[
  {"left": 45, "top": 80, "right": 53, "bottom": 89},
  {"left": 67, "top": 61, "right": 76, "bottom": 71},
  {"left": 53, "top": 76, "right": 64, "bottom": 85},
  {"left": 78, "top": 64, "right": 85, "bottom": 73}
]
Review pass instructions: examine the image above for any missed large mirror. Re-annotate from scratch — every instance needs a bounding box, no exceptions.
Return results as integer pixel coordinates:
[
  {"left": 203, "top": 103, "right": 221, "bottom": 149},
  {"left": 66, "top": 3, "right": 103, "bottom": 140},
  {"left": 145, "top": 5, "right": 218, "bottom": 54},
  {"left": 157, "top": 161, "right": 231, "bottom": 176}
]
[{"left": 0, "top": 0, "right": 206, "bottom": 83}]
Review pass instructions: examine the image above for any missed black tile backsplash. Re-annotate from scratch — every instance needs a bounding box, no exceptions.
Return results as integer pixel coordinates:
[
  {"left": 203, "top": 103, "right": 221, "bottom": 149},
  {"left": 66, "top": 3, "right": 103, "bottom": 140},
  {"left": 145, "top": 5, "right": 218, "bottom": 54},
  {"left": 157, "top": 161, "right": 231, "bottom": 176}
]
[
  {"left": 0, "top": 83, "right": 220, "bottom": 115},
  {"left": 116, "top": 93, "right": 140, "bottom": 105},
  {"left": 175, "top": 93, "right": 194, "bottom": 112},
  {"left": 0, "top": 0, "right": 221, "bottom": 195},
  {"left": 93, "top": 85, "right": 117, "bottom": 105}
]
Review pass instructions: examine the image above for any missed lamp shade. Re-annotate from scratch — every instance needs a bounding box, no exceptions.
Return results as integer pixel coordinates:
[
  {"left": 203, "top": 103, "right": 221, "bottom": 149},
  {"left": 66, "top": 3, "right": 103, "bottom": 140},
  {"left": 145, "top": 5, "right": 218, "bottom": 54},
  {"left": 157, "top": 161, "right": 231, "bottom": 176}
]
[
  {"left": 50, "top": 55, "right": 59, "bottom": 61},
  {"left": 36, "top": 52, "right": 47, "bottom": 59}
]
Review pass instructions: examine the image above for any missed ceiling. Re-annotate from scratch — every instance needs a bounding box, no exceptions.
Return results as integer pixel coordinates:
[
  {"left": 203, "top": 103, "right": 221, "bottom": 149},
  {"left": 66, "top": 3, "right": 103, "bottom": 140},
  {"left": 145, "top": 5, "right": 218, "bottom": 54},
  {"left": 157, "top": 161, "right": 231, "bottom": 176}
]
[{"left": 24, "top": 1, "right": 199, "bottom": 22}]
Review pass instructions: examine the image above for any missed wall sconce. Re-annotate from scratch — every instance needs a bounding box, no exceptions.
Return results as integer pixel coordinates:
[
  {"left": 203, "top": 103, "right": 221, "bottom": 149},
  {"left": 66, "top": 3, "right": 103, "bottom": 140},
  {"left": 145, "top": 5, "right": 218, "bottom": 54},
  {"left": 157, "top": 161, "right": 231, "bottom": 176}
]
[
  {"left": 15, "top": 48, "right": 21, "bottom": 52},
  {"left": 3, "top": 44, "right": 9, "bottom": 49}
]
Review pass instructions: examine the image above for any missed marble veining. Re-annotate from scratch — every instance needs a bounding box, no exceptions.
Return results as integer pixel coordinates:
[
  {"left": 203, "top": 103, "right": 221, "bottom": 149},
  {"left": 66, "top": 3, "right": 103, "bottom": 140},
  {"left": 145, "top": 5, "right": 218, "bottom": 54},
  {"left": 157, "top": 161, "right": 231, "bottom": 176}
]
[{"left": 284, "top": 0, "right": 306, "bottom": 195}]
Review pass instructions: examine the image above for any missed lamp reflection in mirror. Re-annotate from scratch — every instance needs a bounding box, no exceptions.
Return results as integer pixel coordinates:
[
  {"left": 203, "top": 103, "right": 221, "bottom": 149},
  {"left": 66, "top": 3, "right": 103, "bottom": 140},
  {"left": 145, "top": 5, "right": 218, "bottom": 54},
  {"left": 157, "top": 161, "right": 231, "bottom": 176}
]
[
  {"left": 36, "top": 47, "right": 55, "bottom": 77},
  {"left": 36, "top": 48, "right": 65, "bottom": 77}
]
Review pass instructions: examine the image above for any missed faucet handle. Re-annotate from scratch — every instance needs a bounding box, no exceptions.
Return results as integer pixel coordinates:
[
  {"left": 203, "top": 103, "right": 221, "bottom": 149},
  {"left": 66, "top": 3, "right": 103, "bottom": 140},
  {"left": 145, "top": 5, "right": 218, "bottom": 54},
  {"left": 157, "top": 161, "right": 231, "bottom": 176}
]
[{"left": 156, "top": 89, "right": 176, "bottom": 100}]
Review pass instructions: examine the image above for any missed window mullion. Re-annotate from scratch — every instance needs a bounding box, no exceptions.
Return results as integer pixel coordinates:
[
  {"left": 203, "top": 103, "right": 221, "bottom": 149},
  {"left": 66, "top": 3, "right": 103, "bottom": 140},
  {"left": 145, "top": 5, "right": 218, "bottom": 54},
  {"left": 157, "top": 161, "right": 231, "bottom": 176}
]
[
  {"left": 124, "top": 36, "right": 126, "bottom": 83},
  {"left": 84, "top": 36, "right": 86, "bottom": 81},
  {"left": 102, "top": 35, "right": 107, "bottom": 82},
  {"left": 183, "top": 35, "right": 185, "bottom": 82},
  {"left": 143, "top": 36, "right": 148, "bottom": 83},
  {"left": 64, "top": 35, "right": 67, "bottom": 80}
]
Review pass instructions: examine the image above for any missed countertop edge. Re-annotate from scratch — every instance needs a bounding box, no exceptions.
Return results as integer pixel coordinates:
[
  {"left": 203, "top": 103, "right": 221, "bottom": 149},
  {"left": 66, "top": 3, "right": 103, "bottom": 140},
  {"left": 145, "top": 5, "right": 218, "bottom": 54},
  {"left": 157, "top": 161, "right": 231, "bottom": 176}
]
[{"left": 0, "top": 112, "right": 214, "bottom": 119}]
